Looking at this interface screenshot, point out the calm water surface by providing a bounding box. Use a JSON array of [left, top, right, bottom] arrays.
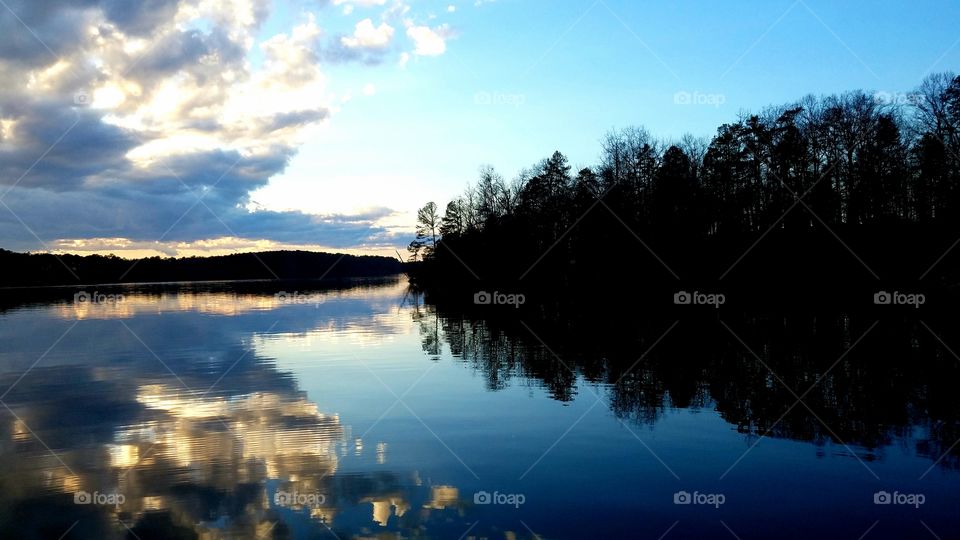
[[0, 277, 958, 539]]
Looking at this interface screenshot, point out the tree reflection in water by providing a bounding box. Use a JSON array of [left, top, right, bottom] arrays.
[[413, 291, 960, 471]]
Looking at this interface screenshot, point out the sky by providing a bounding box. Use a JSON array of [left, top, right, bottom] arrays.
[[0, 0, 958, 258]]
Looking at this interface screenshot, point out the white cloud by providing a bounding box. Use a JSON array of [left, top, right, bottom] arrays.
[[0, 1, 375, 253], [112, 11, 328, 165], [406, 24, 450, 56], [381, 1, 412, 23], [341, 18, 395, 49], [0, 0, 452, 255]]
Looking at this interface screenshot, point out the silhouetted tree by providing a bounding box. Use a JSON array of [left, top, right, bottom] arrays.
[[407, 239, 425, 262], [651, 146, 698, 233], [439, 199, 465, 238], [414, 201, 440, 259], [409, 73, 960, 289]]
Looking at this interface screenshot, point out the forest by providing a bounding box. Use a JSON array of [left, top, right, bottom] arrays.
[[0, 249, 402, 287], [408, 73, 960, 302]]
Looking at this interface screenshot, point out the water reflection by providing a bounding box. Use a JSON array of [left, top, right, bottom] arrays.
[[0, 359, 349, 537], [413, 293, 960, 470], [0, 279, 483, 539], [0, 279, 957, 539]]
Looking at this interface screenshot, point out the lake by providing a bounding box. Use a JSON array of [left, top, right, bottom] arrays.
[[0, 277, 957, 539]]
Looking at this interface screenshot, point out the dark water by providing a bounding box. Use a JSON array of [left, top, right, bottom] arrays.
[[0, 277, 958, 539]]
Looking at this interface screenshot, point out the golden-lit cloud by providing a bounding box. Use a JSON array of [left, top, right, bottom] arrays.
[[0, 0, 448, 256]]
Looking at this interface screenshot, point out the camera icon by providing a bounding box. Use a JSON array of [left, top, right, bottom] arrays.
[[673, 91, 692, 105], [474, 91, 492, 105], [74, 491, 92, 504], [873, 491, 891, 504], [873, 291, 891, 305], [274, 491, 291, 505], [275, 291, 289, 302], [673, 291, 691, 305], [673, 490, 691, 504], [73, 90, 90, 106], [74, 291, 90, 303], [474, 291, 492, 305], [474, 490, 491, 505]]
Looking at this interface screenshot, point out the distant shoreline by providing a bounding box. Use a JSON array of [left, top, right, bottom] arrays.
[[0, 248, 404, 288], [0, 275, 407, 291], [0, 277, 278, 291]]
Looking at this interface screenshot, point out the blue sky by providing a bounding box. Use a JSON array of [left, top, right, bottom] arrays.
[[256, 0, 960, 227], [0, 0, 958, 257]]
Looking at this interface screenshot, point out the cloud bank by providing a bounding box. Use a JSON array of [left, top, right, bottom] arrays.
[[0, 0, 452, 255]]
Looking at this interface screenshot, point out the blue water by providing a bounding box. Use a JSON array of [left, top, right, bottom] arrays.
[[0, 277, 956, 539]]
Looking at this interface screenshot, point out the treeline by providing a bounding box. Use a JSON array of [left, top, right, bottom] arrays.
[[0, 249, 402, 286], [410, 73, 960, 296]]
